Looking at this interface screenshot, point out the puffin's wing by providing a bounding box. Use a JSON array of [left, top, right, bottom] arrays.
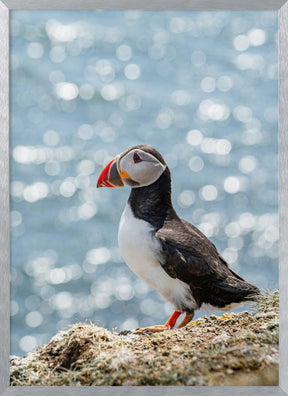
[[155, 217, 230, 285], [179, 218, 246, 281], [155, 217, 260, 307]]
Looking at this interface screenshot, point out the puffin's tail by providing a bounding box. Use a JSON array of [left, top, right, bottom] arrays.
[[214, 256, 261, 305], [210, 274, 261, 309], [218, 278, 260, 300]]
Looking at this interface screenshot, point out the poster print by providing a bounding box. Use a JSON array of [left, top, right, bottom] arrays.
[[9, 10, 278, 386]]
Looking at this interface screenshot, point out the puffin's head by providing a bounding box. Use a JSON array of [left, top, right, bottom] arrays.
[[97, 145, 167, 189]]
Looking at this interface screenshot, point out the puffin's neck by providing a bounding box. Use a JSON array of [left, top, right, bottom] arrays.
[[128, 169, 175, 229]]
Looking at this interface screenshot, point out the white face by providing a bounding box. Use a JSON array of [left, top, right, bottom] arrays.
[[118, 148, 166, 188]]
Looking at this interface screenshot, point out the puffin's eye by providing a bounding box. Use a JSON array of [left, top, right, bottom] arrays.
[[133, 153, 142, 163]]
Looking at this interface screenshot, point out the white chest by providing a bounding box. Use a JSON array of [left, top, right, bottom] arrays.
[[118, 204, 161, 287], [118, 204, 197, 311]]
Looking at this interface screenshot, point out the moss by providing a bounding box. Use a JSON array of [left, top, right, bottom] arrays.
[[10, 291, 279, 386]]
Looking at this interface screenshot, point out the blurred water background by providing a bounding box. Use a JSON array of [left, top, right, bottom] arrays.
[[10, 10, 278, 357]]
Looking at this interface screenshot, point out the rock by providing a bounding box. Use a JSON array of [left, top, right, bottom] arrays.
[[10, 291, 279, 386]]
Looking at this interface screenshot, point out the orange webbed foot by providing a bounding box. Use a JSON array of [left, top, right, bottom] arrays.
[[133, 310, 182, 333], [134, 324, 170, 333]]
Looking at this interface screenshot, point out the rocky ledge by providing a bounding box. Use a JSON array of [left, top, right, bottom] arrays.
[[10, 291, 279, 386]]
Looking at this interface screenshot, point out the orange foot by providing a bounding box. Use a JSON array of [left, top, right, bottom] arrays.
[[134, 310, 182, 333], [134, 324, 170, 333], [134, 311, 195, 333]]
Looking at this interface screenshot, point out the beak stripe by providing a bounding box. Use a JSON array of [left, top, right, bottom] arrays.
[[97, 158, 124, 188]]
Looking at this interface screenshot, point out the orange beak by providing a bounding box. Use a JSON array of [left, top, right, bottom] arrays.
[[97, 158, 124, 188]]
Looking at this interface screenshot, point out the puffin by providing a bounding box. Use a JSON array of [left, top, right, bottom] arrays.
[[97, 145, 260, 332]]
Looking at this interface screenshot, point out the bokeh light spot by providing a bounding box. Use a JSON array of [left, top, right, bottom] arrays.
[[201, 76, 216, 93], [49, 46, 66, 63], [79, 84, 95, 100], [223, 176, 240, 194], [19, 336, 38, 353], [200, 185, 218, 201], [238, 156, 257, 174], [59, 179, 76, 198], [189, 156, 204, 172], [116, 44, 132, 61], [25, 311, 43, 328], [233, 34, 250, 51], [186, 129, 203, 146], [177, 190, 195, 208], [171, 90, 191, 106], [55, 82, 79, 100], [124, 64, 141, 80], [217, 75, 233, 92], [86, 247, 111, 265], [27, 42, 44, 59], [101, 84, 123, 101], [52, 292, 73, 310], [248, 29, 266, 46], [23, 182, 49, 203]]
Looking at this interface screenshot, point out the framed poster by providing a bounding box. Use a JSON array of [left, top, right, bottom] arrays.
[[0, 0, 287, 394]]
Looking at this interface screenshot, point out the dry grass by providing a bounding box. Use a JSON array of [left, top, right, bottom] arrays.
[[10, 291, 279, 386]]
